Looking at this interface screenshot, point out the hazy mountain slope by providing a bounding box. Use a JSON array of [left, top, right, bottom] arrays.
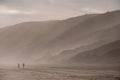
[[39, 10, 120, 63], [47, 24, 120, 63], [69, 40, 120, 65], [0, 10, 120, 66], [0, 14, 97, 65], [46, 10, 120, 50]]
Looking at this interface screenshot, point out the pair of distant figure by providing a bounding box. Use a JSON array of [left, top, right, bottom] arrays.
[[18, 63, 25, 69]]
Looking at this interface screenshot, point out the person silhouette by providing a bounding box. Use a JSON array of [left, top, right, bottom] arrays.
[[18, 63, 20, 69], [23, 63, 25, 69]]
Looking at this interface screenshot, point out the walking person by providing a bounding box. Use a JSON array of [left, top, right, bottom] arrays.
[[22, 63, 25, 69], [18, 63, 20, 69]]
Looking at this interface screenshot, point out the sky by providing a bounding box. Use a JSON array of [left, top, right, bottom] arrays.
[[0, 0, 120, 27]]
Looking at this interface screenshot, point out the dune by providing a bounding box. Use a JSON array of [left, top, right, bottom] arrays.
[[0, 10, 120, 67]]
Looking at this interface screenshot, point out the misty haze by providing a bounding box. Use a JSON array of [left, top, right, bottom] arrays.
[[0, 0, 120, 80]]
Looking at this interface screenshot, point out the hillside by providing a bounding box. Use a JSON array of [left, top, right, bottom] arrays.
[[0, 14, 96, 65], [69, 40, 120, 64], [0, 10, 120, 66]]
